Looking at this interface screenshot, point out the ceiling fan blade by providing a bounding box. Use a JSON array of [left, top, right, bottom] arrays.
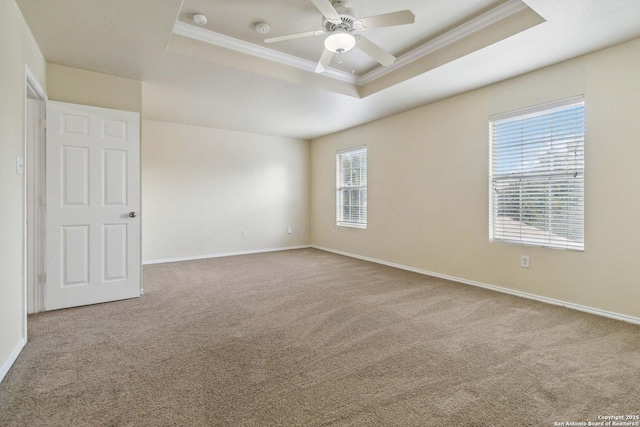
[[264, 29, 326, 44], [355, 36, 396, 66], [315, 49, 334, 73], [310, 0, 341, 23], [359, 10, 415, 30]]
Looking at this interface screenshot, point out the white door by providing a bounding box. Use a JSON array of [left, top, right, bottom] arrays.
[[45, 101, 140, 310]]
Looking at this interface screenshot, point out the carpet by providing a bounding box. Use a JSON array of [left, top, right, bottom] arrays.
[[1, 248, 638, 426]]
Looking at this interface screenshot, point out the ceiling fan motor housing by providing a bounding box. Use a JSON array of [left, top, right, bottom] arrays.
[[323, 2, 363, 32]]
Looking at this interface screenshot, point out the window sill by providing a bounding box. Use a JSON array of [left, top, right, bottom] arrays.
[[489, 238, 584, 252], [337, 222, 367, 229]]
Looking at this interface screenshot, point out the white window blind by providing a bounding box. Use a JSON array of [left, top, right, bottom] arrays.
[[490, 97, 585, 250], [336, 146, 367, 228]]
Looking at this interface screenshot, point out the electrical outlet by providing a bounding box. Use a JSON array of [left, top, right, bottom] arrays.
[[287, 227, 292, 235], [521, 255, 530, 268], [242, 230, 248, 238]]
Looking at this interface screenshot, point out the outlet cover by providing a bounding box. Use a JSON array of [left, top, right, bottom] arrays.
[[520, 255, 530, 268]]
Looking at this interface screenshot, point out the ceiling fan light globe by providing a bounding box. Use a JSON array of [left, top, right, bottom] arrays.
[[324, 32, 356, 53]]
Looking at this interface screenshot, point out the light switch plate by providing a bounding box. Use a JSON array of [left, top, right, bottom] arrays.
[[16, 156, 24, 175]]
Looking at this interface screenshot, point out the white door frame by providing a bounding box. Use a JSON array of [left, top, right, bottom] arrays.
[[24, 65, 47, 324]]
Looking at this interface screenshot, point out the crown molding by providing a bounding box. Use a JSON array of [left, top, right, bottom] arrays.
[[172, 0, 529, 87]]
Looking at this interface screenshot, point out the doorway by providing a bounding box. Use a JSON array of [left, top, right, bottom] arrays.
[[24, 66, 47, 318], [23, 72, 141, 316]]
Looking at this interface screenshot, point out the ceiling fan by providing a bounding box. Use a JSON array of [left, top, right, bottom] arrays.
[[264, 0, 415, 73]]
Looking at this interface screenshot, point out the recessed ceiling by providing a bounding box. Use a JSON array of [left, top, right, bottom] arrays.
[[173, 0, 544, 94], [177, 0, 503, 76], [15, 0, 640, 140]]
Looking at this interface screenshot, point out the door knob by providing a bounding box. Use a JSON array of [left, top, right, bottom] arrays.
[[129, 211, 137, 218]]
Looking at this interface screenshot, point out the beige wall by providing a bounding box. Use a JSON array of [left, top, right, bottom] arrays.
[[0, 0, 46, 377], [141, 119, 310, 263], [47, 63, 142, 112], [311, 37, 640, 319]]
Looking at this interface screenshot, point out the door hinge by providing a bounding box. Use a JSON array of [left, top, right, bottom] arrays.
[[38, 273, 46, 284]]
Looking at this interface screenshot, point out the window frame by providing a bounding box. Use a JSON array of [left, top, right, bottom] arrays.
[[336, 146, 367, 229], [489, 96, 585, 251]]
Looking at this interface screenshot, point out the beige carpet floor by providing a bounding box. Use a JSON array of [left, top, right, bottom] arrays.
[[1, 248, 639, 426]]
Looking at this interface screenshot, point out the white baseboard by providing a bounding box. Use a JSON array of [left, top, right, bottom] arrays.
[[311, 245, 640, 326], [0, 338, 26, 384], [142, 245, 312, 265]]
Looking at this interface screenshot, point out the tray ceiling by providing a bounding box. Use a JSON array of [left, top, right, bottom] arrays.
[[173, 0, 544, 95]]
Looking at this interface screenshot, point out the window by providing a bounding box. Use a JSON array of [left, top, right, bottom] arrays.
[[489, 96, 585, 250], [336, 146, 367, 228]]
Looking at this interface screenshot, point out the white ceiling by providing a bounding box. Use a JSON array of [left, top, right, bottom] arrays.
[[15, 0, 640, 140]]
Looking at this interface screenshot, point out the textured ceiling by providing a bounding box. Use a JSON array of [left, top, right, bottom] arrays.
[[15, 0, 640, 140]]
